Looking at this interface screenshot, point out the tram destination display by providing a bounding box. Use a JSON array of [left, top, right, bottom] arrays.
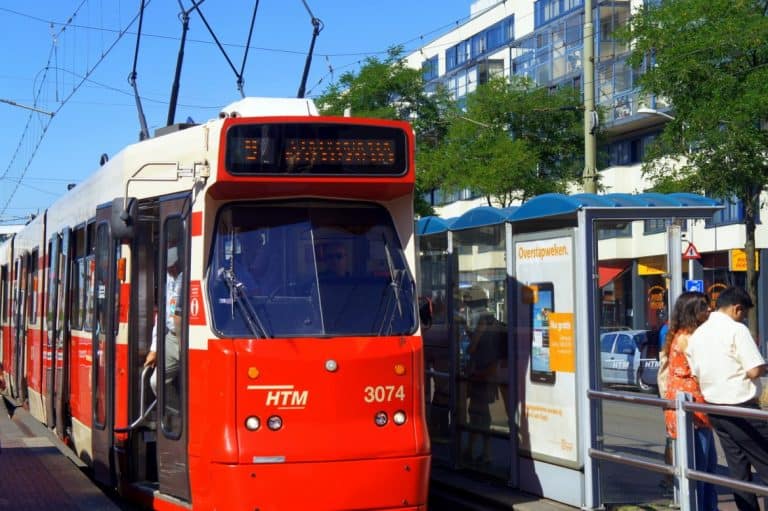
[[225, 122, 408, 175]]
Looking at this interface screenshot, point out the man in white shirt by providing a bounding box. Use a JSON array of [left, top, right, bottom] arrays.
[[686, 287, 768, 511]]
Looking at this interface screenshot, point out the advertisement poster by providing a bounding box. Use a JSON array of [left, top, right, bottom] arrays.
[[515, 233, 578, 465]]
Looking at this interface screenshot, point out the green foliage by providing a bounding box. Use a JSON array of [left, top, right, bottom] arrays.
[[316, 46, 456, 217], [624, 0, 768, 332], [317, 51, 586, 212], [427, 76, 585, 206], [625, 0, 768, 197]]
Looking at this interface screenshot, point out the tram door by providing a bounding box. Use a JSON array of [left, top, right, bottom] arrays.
[[12, 255, 28, 401], [45, 234, 61, 428], [92, 207, 119, 486], [126, 199, 159, 486], [54, 229, 72, 438], [156, 194, 191, 501]]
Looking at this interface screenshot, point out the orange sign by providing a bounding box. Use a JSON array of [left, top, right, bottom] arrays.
[[188, 280, 207, 326], [648, 285, 666, 310], [707, 283, 728, 310], [729, 249, 759, 272], [548, 312, 575, 373]]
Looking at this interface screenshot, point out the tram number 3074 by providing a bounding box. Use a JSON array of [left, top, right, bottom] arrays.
[[364, 385, 406, 403]]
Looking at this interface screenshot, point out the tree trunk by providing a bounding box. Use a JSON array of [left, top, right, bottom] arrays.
[[744, 190, 759, 340]]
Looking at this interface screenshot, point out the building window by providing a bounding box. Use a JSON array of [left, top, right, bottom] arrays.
[[446, 46, 457, 72], [607, 132, 659, 166], [705, 198, 748, 227], [514, 12, 582, 87], [534, 0, 584, 28], [597, 222, 632, 240], [478, 60, 504, 84], [444, 16, 514, 73], [422, 55, 438, 82], [598, 2, 630, 62]]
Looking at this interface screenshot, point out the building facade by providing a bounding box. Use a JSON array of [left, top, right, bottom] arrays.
[[406, 0, 768, 338]]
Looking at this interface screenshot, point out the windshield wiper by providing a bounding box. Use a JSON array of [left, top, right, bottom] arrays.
[[379, 235, 408, 335], [219, 267, 270, 338]]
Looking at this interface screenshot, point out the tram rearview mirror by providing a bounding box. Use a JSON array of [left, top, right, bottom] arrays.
[[111, 197, 137, 240]]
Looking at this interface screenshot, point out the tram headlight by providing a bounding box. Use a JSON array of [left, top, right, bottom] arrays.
[[393, 410, 407, 425], [245, 416, 261, 431], [374, 411, 388, 427], [267, 415, 283, 431]]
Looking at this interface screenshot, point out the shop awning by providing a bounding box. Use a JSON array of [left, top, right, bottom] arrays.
[[599, 261, 631, 288]]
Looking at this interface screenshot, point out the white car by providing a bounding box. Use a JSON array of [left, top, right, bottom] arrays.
[[600, 329, 660, 393]]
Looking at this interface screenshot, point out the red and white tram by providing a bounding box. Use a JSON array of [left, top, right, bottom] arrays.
[[0, 97, 430, 510]]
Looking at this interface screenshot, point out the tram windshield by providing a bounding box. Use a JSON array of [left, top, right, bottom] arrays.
[[208, 201, 417, 338]]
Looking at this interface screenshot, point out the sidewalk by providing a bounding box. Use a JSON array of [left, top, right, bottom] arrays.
[[0, 398, 123, 510], [430, 466, 578, 511]]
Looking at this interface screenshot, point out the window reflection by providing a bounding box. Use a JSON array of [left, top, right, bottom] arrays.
[[208, 201, 417, 338]]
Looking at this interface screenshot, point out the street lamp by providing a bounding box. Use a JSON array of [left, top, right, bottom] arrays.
[[637, 107, 675, 121]]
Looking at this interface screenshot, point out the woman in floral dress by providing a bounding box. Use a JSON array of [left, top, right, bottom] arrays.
[[663, 291, 718, 511]]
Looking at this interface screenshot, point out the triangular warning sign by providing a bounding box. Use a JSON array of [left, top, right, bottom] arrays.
[[682, 242, 701, 260]]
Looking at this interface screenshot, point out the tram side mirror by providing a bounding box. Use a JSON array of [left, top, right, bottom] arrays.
[[111, 197, 137, 240]]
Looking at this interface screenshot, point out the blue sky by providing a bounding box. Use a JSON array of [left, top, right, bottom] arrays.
[[0, 0, 470, 224]]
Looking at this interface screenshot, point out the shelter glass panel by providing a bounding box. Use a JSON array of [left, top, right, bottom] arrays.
[[594, 217, 676, 507], [452, 225, 509, 477], [418, 232, 453, 460]]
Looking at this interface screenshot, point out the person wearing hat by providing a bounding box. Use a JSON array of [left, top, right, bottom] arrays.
[[144, 245, 183, 395]]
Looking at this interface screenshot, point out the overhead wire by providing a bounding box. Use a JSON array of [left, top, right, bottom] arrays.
[[0, 0, 151, 219], [2, 0, 659, 220]]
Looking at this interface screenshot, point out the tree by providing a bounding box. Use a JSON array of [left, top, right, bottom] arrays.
[[420, 76, 585, 206], [316, 46, 456, 216], [624, 0, 768, 336]]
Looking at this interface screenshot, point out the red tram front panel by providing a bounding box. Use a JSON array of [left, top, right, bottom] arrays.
[[187, 335, 428, 510]]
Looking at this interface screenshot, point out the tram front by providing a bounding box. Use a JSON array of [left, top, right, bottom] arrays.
[[194, 113, 429, 510]]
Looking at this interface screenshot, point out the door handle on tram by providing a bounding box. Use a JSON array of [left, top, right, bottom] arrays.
[[115, 365, 157, 433]]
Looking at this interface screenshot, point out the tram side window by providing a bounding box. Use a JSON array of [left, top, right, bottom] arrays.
[[28, 249, 39, 325], [1, 265, 7, 322], [161, 216, 185, 437], [12, 261, 21, 328], [93, 223, 111, 428], [84, 224, 96, 332], [46, 237, 60, 339], [56, 241, 68, 343], [70, 227, 87, 330]]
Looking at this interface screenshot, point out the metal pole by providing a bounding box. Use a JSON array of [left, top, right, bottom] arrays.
[[668, 223, 682, 313], [0, 98, 55, 117], [675, 392, 695, 511], [582, 0, 597, 193]]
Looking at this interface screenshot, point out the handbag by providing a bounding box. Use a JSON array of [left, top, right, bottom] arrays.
[[657, 348, 670, 398]]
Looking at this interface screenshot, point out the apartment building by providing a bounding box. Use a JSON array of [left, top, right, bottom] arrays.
[[406, 0, 768, 336]]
